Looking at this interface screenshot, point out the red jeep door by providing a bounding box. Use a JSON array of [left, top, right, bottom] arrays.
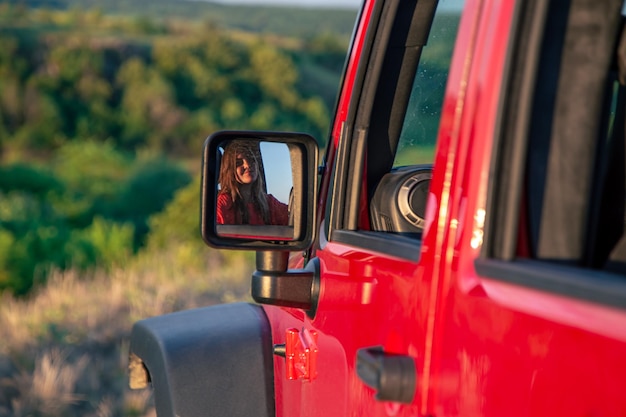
[[429, 1, 626, 416], [263, 0, 472, 415]]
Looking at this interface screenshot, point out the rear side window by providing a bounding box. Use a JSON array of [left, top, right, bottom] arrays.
[[478, 1, 626, 308]]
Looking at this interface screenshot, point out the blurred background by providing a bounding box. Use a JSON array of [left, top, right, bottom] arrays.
[[0, 1, 357, 415]]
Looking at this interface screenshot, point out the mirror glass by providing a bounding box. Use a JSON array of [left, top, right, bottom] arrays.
[[215, 139, 295, 240]]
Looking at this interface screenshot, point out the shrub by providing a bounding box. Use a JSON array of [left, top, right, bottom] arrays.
[[0, 163, 63, 197], [114, 157, 192, 248], [66, 217, 134, 271], [0, 149, 191, 296]]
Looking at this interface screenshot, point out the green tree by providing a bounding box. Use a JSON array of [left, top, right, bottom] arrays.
[[50, 141, 131, 227], [113, 157, 192, 247], [247, 42, 298, 108], [67, 217, 134, 270], [117, 57, 187, 151], [12, 84, 65, 152], [146, 175, 201, 251]]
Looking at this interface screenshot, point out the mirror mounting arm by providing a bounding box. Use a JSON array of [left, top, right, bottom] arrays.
[[251, 251, 320, 316]]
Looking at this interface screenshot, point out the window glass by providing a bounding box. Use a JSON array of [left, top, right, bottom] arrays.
[[365, 1, 466, 242], [394, 1, 464, 167]]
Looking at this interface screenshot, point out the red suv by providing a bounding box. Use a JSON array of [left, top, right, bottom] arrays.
[[129, 0, 626, 416]]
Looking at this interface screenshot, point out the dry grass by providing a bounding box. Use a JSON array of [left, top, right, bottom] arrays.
[[3, 349, 87, 417], [0, 246, 254, 417]]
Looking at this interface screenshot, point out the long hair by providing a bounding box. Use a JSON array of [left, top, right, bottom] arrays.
[[218, 141, 270, 224]]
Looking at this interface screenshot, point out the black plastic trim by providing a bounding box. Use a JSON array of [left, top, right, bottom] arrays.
[[370, 165, 433, 234], [333, 230, 422, 262], [356, 346, 417, 404], [129, 303, 275, 417], [483, 0, 549, 260], [475, 258, 626, 311], [251, 258, 320, 314]]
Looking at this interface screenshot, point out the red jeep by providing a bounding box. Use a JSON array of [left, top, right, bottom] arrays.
[[128, 0, 626, 415]]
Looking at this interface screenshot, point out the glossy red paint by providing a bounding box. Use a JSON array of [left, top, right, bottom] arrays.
[[310, 0, 376, 245], [270, 0, 485, 415], [431, 1, 626, 415], [284, 327, 319, 381], [269, 0, 626, 416], [330, 0, 374, 145], [266, 244, 427, 417]]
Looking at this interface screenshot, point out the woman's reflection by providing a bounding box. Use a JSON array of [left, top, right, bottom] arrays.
[[217, 141, 289, 225]]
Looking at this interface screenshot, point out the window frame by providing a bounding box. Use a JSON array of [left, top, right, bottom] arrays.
[[323, 0, 455, 261]]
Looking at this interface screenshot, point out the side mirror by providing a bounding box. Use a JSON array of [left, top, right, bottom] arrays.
[[201, 131, 318, 251]]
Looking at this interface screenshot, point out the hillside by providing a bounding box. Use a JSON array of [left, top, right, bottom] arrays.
[[0, 2, 354, 414], [0, 2, 352, 296]]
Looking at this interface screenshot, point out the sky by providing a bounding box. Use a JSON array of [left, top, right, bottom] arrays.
[[260, 142, 293, 204], [211, 0, 464, 10], [212, 0, 361, 8]]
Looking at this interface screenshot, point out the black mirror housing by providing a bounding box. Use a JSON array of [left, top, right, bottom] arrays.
[[201, 130, 318, 251]]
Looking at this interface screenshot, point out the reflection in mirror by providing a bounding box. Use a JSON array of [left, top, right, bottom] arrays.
[[215, 139, 294, 240]]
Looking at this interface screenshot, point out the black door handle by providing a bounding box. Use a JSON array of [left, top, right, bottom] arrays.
[[356, 346, 417, 404]]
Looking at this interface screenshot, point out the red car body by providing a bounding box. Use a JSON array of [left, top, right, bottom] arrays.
[[130, 1, 626, 416]]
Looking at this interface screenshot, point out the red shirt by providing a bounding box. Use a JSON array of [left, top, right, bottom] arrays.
[[217, 193, 289, 225]]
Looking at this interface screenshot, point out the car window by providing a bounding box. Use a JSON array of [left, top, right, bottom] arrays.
[[394, 4, 463, 167], [325, 0, 467, 259], [477, 1, 626, 309], [365, 1, 465, 243]]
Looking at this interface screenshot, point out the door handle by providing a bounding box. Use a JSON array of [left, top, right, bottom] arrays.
[[356, 346, 416, 404]]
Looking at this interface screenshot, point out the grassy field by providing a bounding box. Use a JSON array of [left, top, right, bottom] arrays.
[[0, 247, 254, 416]]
